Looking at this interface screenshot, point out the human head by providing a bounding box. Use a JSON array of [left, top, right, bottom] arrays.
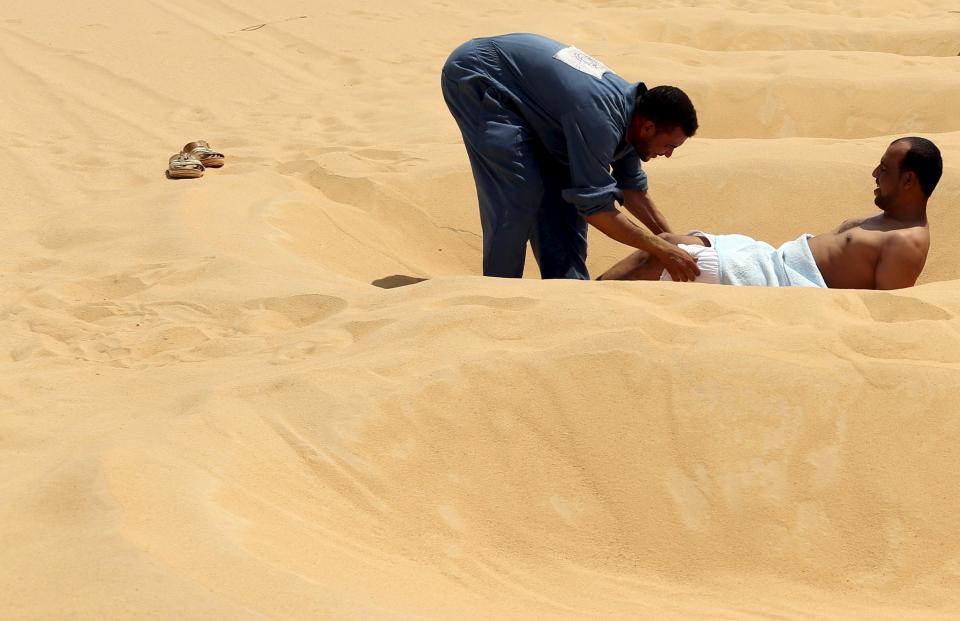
[[629, 85, 699, 161], [872, 136, 942, 210]]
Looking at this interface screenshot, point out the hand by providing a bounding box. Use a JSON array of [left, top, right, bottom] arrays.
[[652, 241, 700, 282]]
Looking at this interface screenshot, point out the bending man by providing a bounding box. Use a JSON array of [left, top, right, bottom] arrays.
[[442, 33, 700, 281], [599, 137, 942, 290]]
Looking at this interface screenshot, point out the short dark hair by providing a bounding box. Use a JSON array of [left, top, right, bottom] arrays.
[[894, 136, 942, 197], [635, 85, 698, 137]]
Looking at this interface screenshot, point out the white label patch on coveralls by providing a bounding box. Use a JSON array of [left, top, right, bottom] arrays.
[[553, 46, 612, 80]]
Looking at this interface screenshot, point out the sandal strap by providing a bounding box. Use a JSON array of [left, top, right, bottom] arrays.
[[183, 140, 212, 153], [169, 153, 204, 170], [189, 146, 224, 158]]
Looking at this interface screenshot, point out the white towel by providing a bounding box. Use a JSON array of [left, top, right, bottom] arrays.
[[659, 243, 721, 284], [695, 233, 827, 288]]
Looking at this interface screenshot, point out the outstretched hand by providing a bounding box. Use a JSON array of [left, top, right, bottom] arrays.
[[652, 241, 700, 282]]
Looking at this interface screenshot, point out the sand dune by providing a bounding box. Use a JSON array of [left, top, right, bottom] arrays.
[[2, 1, 959, 619]]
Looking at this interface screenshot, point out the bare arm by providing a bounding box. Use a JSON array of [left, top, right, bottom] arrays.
[[622, 189, 674, 235], [586, 209, 699, 281], [875, 235, 926, 290]]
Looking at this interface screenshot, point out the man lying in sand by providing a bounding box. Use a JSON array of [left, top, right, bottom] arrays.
[[598, 137, 942, 290]]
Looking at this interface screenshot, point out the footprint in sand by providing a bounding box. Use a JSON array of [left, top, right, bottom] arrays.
[[240, 294, 348, 330], [342, 318, 394, 342], [67, 259, 219, 302], [132, 326, 210, 360], [306, 167, 383, 208], [275, 158, 378, 207], [276, 159, 320, 176]]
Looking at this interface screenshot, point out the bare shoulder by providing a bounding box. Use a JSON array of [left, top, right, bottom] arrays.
[[875, 228, 929, 289], [883, 227, 929, 258]]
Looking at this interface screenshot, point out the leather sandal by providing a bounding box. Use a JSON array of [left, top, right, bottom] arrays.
[[167, 152, 204, 179], [182, 140, 224, 168]]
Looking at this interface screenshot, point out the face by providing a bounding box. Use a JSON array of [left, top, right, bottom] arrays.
[[872, 142, 909, 209], [630, 120, 688, 162]]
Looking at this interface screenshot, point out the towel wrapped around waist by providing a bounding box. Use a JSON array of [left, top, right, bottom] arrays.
[[694, 232, 827, 288]]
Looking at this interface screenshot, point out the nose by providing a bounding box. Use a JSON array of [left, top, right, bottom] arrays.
[[663, 147, 674, 158]]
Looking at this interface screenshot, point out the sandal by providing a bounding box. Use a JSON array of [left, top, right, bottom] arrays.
[[182, 140, 225, 168], [167, 153, 205, 179]]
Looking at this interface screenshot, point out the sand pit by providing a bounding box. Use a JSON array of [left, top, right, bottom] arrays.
[[1, 1, 959, 619]]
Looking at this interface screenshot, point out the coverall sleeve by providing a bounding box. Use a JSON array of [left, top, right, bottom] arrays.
[[558, 106, 625, 217], [611, 150, 649, 193]]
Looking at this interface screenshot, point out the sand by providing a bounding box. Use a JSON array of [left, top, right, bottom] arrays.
[[2, 1, 960, 619]]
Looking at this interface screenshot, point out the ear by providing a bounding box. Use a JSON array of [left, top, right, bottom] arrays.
[[901, 170, 916, 189], [639, 119, 657, 138]]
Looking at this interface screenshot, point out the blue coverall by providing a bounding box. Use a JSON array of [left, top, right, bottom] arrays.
[[441, 33, 649, 279]]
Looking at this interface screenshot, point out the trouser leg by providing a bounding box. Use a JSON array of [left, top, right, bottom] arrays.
[[529, 164, 590, 280], [442, 65, 544, 278], [462, 141, 542, 277]]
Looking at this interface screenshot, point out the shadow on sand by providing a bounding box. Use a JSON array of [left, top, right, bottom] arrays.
[[371, 275, 429, 289]]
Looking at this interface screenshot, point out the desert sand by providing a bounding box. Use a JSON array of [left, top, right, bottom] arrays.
[[2, 1, 960, 619]]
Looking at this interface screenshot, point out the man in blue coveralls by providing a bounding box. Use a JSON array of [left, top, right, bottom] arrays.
[[441, 33, 701, 281]]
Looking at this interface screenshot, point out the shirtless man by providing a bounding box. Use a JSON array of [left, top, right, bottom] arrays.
[[598, 137, 942, 290]]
